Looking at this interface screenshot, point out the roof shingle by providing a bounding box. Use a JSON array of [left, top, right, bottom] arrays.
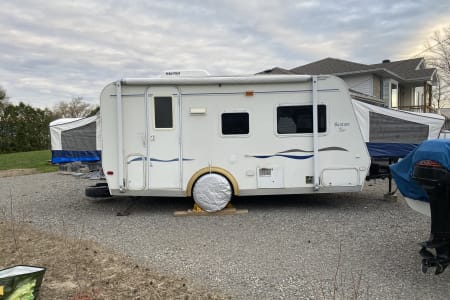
[[262, 57, 437, 82], [290, 57, 370, 75], [257, 67, 295, 75], [370, 58, 426, 79]]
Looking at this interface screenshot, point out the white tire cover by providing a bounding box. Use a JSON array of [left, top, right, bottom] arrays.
[[193, 173, 232, 212]]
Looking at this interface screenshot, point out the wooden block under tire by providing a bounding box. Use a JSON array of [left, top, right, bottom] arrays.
[[173, 207, 248, 217]]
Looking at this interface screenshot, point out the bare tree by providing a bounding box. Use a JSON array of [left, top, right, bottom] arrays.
[[53, 96, 96, 118], [0, 86, 5, 101], [0, 86, 10, 104], [425, 25, 450, 108], [0, 86, 10, 111]]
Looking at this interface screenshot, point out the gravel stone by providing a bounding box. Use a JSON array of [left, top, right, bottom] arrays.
[[1, 173, 449, 299]]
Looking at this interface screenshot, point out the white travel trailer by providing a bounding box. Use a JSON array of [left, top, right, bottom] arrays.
[[99, 72, 371, 211]]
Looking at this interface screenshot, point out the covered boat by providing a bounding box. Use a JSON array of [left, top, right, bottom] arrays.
[[390, 139, 450, 274]]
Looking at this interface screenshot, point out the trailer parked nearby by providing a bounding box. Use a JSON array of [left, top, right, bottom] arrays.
[[50, 116, 102, 164], [352, 100, 445, 181]]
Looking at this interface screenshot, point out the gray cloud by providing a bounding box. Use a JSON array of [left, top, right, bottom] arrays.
[[0, 0, 449, 108]]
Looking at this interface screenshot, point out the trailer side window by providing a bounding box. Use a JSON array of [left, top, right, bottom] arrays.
[[221, 112, 249, 135], [277, 105, 326, 134], [154, 96, 173, 129]]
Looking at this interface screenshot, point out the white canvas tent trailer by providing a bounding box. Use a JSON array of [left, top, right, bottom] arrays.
[[351, 100, 445, 180], [49, 115, 102, 164], [352, 100, 444, 159], [88, 73, 372, 211]]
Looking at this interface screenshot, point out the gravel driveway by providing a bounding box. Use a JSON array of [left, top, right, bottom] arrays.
[[1, 172, 449, 299]]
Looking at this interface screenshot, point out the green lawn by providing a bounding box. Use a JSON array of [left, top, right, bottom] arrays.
[[0, 150, 58, 173]]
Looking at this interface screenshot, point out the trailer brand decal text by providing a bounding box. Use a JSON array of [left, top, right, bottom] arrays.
[[334, 122, 350, 132]]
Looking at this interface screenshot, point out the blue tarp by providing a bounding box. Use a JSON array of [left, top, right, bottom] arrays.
[[389, 139, 450, 202], [51, 150, 101, 164]]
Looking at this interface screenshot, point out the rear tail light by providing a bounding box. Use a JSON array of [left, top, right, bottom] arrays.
[[416, 160, 443, 168]]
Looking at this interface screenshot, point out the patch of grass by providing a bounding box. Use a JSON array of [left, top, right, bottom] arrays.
[[0, 150, 57, 173]]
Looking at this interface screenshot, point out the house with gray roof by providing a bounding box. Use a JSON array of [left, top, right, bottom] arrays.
[[260, 57, 437, 112]]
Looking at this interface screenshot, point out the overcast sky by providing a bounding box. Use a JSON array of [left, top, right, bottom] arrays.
[[1, 0, 449, 108]]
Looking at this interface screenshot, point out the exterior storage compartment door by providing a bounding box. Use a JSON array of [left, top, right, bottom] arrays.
[[321, 168, 359, 187]]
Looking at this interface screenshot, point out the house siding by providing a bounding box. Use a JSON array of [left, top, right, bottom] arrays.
[[342, 75, 373, 96], [373, 75, 382, 98], [284, 57, 435, 113], [403, 85, 413, 107]]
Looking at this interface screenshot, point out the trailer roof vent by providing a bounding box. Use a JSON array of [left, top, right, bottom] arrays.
[[161, 70, 210, 77]]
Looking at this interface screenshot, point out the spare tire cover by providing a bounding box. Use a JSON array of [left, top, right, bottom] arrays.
[[193, 173, 232, 212]]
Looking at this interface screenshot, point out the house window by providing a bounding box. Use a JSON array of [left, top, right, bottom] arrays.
[[221, 112, 249, 135], [391, 83, 398, 109], [154, 96, 173, 129], [277, 105, 326, 134], [414, 87, 424, 106]]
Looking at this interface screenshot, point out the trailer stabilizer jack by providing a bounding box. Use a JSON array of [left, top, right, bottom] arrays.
[[419, 242, 450, 275]]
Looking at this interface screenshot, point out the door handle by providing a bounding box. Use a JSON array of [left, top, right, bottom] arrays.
[[150, 135, 155, 141]]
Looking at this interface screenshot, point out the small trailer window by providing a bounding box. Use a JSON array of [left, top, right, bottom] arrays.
[[221, 112, 249, 135], [277, 105, 326, 134], [154, 96, 173, 129]]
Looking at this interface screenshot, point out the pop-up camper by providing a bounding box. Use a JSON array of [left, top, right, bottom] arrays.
[[98, 73, 371, 211], [352, 100, 444, 159], [50, 116, 102, 164], [351, 100, 445, 180]]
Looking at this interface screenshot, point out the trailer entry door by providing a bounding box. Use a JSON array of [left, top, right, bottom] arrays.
[[147, 87, 181, 189]]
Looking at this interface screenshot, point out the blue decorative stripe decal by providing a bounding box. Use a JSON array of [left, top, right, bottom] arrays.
[[249, 154, 314, 160], [277, 147, 349, 154], [249, 153, 306, 160], [277, 149, 311, 154], [247, 147, 348, 160], [150, 158, 180, 162], [127, 157, 194, 164], [278, 154, 314, 159], [318, 147, 349, 152], [151, 158, 194, 162]]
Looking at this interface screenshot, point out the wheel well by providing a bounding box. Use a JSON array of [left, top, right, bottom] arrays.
[[186, 167, 239, 197]]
